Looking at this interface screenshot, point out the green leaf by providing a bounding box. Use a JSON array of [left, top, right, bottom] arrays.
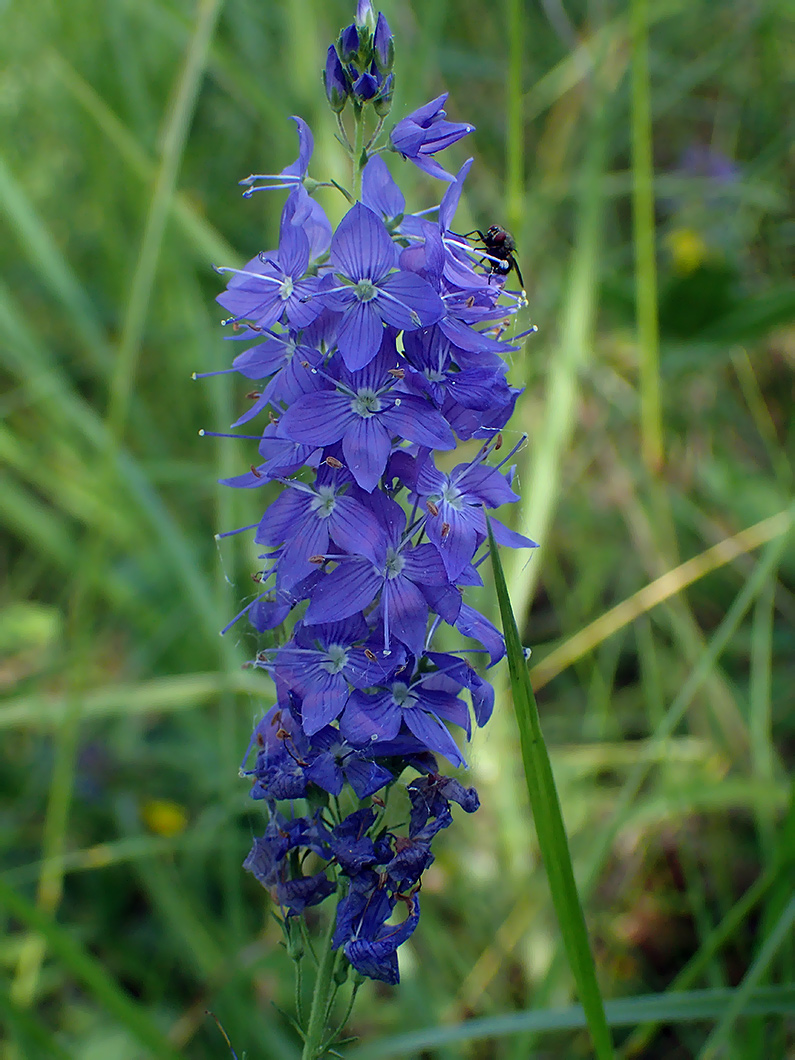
[[485, 513, 615, 1060]]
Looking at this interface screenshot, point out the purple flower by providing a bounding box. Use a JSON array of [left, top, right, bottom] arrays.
[[216, 212, 322, 332], [254, 466, 385, 591], [278, 340, 455, 492], [411, 452, 537, 580], [274, 614, 397, 733], [344, 889, 421, 985], [238, 116, 315, 197], [317, 202, 444, 370], [340, 652, 470, 766], [390, 94, 475, 182], [305, 726, 394, 798]]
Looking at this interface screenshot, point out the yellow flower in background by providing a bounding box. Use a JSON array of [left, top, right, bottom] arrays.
[[142, 799, 189, 837], [667, 227, 708, 275]]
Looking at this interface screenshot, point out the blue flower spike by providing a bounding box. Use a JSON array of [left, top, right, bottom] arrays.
[[204, 0, 535, 1036]]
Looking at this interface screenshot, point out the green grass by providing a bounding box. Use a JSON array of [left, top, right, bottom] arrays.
[[1, 0, 794, 1057]]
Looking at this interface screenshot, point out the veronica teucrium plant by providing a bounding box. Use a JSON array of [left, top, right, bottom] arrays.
[[204, 2, 535, 1054]]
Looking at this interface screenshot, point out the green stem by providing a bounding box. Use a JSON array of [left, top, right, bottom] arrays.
[[301, 911, 338, 1060], [353, 106, 365, 201]]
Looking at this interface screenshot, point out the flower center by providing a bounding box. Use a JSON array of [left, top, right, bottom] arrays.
[[279, 276, 294, 301], [354, 279, 378, 303], [391, 682, 416, 709], [384, 546, 405, 579], [352, 389, 381, 417], [310, 485, 337, 518], [323, 643, 349, 674], [441, 480, 462, 510]]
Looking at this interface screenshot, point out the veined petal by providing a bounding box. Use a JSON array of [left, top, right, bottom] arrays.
[[301, 676, 351, 735], [331, 202, 397, 281], [337, 299, 385, 370], [279, 391, 354, 445], [403, 709, 465, 767], [381, 395, 455, 451], [277, 216, 310, 278], [401, 542, 449, 586], [341, 690, 402, 746], [378, 271, 444, 328], [329, 494, 386, 563], [383, 576, 428, 655], [304, 560, 382, 624], [361, 155, 405, 223], [342, 415, 392, 492]]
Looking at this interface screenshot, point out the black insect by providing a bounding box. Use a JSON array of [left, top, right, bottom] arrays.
[[465, 225, 525, 290]]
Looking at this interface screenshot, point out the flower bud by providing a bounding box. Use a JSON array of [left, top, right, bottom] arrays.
[[338, 23, 360, 63], [373, 72, 394, 118], [324, 45, 349, 113], [355, 0, 375, 32], [351, 65, 379, 102], [373, 12, 394, 75]]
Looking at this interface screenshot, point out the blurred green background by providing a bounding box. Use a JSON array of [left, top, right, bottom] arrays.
[[1, 0, 794, 1057]]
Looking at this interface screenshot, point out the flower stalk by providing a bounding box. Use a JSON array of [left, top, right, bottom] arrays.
[[203, 0, 535, 1048]]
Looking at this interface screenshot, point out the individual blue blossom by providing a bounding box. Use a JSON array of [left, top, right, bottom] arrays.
[[408, 450, 537, 580], [316, 202, 444, 369], [301, 492, 455, 654], [238, 116, 315, 197], [390, 93, 475, 182], [304, 726, 394, 797], [333, 870, 422, 985], [340, 652, 471, 767], [216, 211, 322, 332], [254, 465, 384, 591], [244, 811, 334, 916], [273, 614, 398, 733], [278, 338, 455, 491]]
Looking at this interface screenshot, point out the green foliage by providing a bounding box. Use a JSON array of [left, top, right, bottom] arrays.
[[1, 0, 793, 1057]]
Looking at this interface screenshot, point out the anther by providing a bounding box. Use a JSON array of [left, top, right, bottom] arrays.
[[325, 456, 343, 469], [441, 522, 451, 539], [246, 390, 262, 400], [250, 465, 262, 477], [495, 432, 503, 450], [426, 500, 439, 517]]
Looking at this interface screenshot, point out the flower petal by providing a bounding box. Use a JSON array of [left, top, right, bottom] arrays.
[[331, 201, 397, 282]]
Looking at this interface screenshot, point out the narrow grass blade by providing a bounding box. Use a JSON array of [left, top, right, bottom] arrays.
[[486, 516, 615, 1060], [346, 986, 795, 1059]]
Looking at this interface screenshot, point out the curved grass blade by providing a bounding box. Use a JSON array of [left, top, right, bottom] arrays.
[[485, 514, 615, 1060], [346, 985, 795, 1059]]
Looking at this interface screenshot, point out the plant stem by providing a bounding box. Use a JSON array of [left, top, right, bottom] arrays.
[[300, 911, 338, 1060], [353, 106, 365, 201]]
